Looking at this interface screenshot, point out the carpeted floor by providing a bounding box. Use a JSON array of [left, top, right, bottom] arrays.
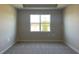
[[4, 42, 77, 54]]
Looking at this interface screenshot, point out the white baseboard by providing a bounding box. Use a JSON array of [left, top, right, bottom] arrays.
[[65, 42, 79, 54], [0, 42, 15, 54], [17, 40, 63, 43]]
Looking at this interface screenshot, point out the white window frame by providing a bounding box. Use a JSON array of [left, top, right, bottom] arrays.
[[30, 14, 51, 32]]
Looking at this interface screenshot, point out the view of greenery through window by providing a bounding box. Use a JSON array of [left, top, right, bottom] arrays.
[[30, 14, 50, 32]]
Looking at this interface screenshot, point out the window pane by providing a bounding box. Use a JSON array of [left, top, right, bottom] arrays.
[[41, 24, 50, 32], [41, 15, 50, 23], [30, 15, 40, 23], [31, 24, 40, 32]]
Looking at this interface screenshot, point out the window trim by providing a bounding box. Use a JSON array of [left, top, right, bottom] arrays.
[[30, 14, 51, 32]]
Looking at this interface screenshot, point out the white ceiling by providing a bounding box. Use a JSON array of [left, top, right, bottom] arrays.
[[11, 4, 69, 9]]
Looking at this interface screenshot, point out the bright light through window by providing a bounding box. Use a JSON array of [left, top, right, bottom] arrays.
[[30, 15, 40, 23], [41, 15, 50, 23], [31, 24, 40, 32], [30, 14, 50, 32]]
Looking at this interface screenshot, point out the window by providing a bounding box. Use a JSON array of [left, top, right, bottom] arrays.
[[30, 14, 50, 32]]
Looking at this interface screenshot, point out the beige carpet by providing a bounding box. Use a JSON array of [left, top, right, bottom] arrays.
[[4, 42, 77, 54]]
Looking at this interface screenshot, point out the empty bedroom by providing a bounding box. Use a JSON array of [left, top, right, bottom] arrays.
[[0, 4, 79, 54]]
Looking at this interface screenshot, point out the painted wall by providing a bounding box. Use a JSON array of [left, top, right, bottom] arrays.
[[17, 9, 63, 42], [63, 5, 79, 52], [0, 5, 17, 53]]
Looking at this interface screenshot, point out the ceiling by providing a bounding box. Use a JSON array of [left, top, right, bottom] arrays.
[[11, 4, 69, 9]]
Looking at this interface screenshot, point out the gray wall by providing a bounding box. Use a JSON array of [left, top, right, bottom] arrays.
[[63, 5, 79, 53], [17, 9, 63, 42], [0, 5, 17, 53]]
